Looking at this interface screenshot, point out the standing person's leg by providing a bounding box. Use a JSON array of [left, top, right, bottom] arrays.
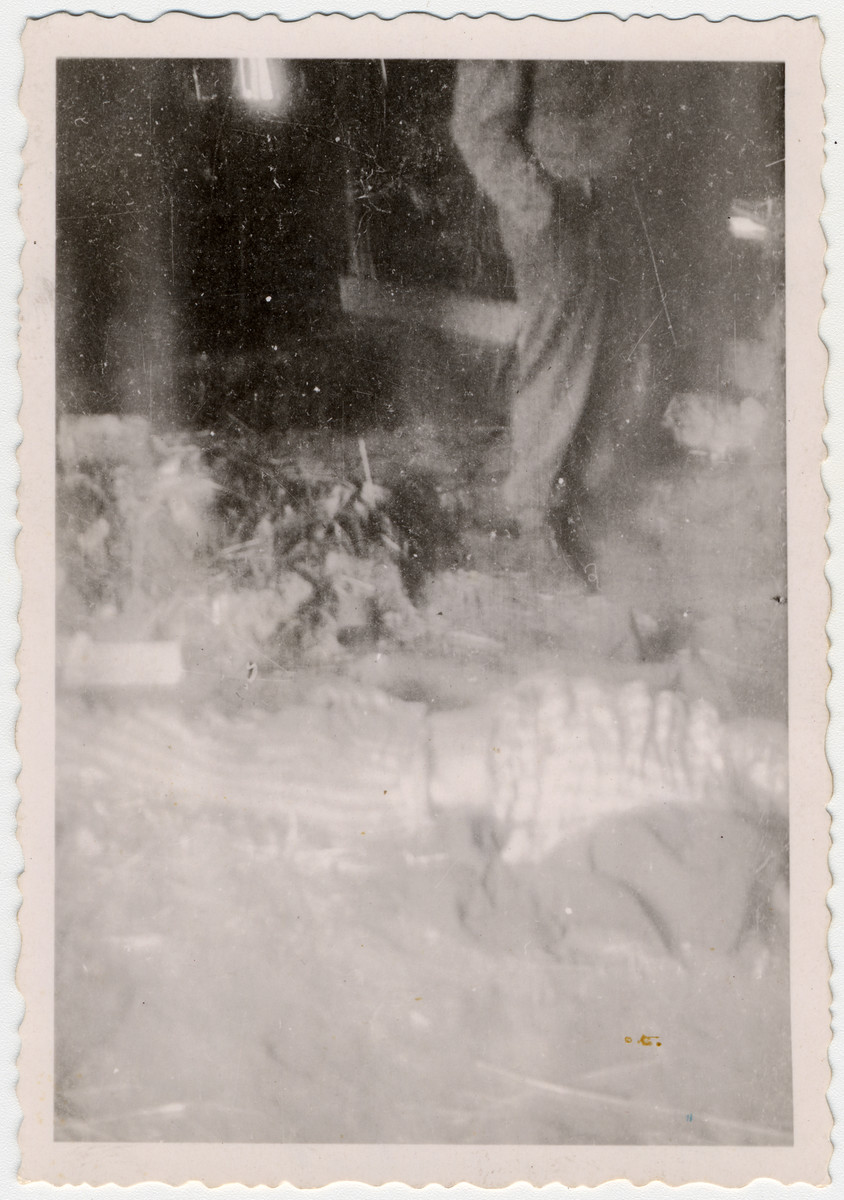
[[546, 183, 670, 585], [498, 198, 607, 532]]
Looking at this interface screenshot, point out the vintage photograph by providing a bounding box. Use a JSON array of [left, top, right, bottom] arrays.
[[15, 11, 830, 1189]]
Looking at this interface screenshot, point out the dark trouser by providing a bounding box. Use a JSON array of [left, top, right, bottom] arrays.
[[497, 182, 657, 529]]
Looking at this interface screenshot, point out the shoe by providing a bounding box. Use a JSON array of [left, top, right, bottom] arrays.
[[489, 523, 586, 590]]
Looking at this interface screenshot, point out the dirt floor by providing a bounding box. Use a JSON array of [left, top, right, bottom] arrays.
[[53, 324, 791, 1147]]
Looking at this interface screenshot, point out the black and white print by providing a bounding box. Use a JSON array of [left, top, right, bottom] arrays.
[[52, 51, 792, 1146]]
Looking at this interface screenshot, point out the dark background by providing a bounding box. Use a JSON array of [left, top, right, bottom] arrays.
[[56, 58, 785, 423]]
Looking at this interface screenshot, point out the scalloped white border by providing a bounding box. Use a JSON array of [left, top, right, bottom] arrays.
[[4, 1, 839, 1196]]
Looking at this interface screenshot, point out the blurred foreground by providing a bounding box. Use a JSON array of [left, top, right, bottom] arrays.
[[55, 329, 790, 1144]]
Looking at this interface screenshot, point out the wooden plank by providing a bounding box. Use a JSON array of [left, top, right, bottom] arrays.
[[339, 275, 519, 346]]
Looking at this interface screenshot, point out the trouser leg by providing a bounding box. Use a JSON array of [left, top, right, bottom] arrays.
[[498, 203, 607, 527], [562, 185, 671, 497]]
